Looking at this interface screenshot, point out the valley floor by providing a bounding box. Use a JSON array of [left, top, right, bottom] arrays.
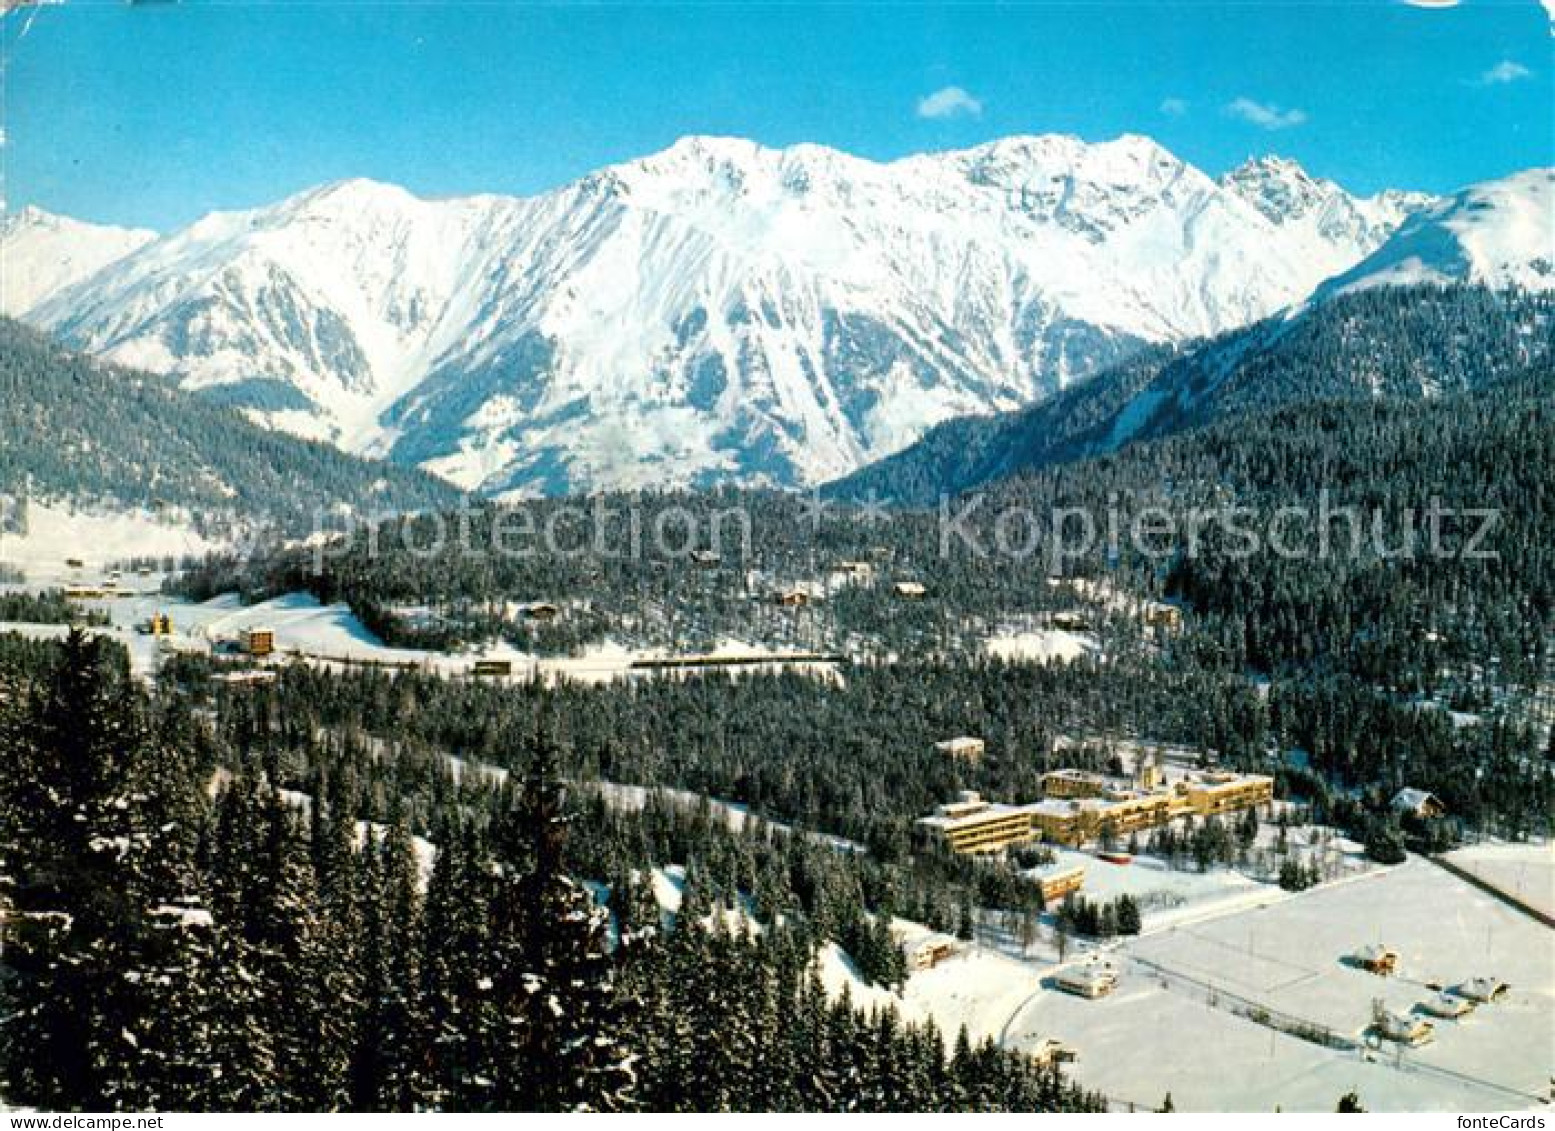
[[1, 586, 843, 685], [827, 854, 1553, 1113]]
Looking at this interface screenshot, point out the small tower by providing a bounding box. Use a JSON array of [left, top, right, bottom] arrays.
[[1137, 752, 1164, 792]]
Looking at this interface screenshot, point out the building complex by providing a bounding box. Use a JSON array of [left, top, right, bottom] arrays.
[[918, 757, 1274, 855]]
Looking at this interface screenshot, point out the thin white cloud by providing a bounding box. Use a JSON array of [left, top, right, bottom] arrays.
[[1478, 59, 1532, 84], [1225, 97, 1308, 130], [916, 85, 983, 121], [1401, 0, 1460, 8], [1159, 97, 1189, 117]]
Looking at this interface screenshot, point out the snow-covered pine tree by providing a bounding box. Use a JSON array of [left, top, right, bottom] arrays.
[[490, 728, 635, 1111], [0, 631, 216, 1110]]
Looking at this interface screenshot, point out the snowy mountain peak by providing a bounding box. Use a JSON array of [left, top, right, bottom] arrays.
[[942, 131, 1188, 188], [2, 202, 153, 242], [1316, 168, 1555, 297], [0, 206, 156, 317], [283, 177, 427, 215], [1221, 155, 1329, 221], [1221, 154, 1435, 254], [4, 203, 64, 232]]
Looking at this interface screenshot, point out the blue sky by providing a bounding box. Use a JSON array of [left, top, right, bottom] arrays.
[[2, 1, 1550, 230]]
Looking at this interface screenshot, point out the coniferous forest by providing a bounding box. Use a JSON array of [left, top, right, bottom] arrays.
[[0, 631, 1103, 1112]]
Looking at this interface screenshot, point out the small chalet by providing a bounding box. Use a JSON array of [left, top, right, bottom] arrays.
[[240, 627, 276, 658], [1028, 1039, 1077, 1067], [772, 582, 823, 608], [1355, 944, 1399, 976], [1053, 962, 1117, 999], [1142, 602, 1183, 631], [1390, 788, 1446, 819], [934, 736, 986, 763], [1376, 1010, 1434, 1047], [1419, 993, 1475, 1019], [903, 934, 958, 972], [1456, 976, 1509, 1004]]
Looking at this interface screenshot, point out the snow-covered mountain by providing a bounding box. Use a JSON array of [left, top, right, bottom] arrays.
[[1314, 168, 1554, 298], [7, 135, 1434, 495], [0, 206, 155, 317], [832, 168, 1554, 505]]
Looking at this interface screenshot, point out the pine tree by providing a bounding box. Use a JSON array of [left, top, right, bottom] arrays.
[[1114, 894, 1142, 936], [489, 725, 636, 1111], [0, 632, 216, 1110]]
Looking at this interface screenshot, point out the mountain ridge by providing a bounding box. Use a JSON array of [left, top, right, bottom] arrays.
[[4, 134, 1441, 495]]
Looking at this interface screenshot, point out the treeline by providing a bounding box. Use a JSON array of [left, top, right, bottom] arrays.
[[0, 588, 108, 626]]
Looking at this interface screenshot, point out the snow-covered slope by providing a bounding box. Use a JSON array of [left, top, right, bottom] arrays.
[[1315, 168, 1554, 297], [12, 135, 1433, 495], [0, 206, 155, 317]]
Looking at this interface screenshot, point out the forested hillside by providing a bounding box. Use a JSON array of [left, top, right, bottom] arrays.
[[0, 630, 1105, 1112], [0, 319, 461, 538], [834, 285, 1554, 505], [171, 365, 1554, 842]]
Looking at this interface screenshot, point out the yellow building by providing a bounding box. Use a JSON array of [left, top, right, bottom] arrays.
[[925, 767, 1273, 854], [1030, 768, 1272, 846], [1095, 790, 1181, 836], [1027, 800, 1095, 846], [1033, 864, 1086, 904], [1041, 769, 1110, 800], [918, 792, 1037, 855], [1183, 772, 1274, 816]]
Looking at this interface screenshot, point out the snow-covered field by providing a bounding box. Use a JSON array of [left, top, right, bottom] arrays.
[[1041, 849, 1284, 932], [1032, 859, 1552, 1111], [827, 857, 1552, 1112], [819, 923, 1049, 1047], [1444, 841, 1554, 920], [983, 628, 1099, 665], [0, 502, 223, 582]]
